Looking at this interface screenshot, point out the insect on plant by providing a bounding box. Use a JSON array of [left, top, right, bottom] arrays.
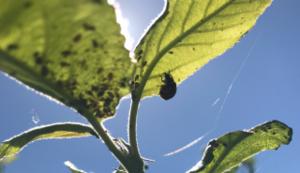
[[159, 72, 177, 100], [0, 0, 294, 173]]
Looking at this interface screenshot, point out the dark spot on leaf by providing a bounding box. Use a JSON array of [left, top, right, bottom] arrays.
[[82, 23, 96, 31], [87, 90, 94, 96], [141, 61, 147, 67], [266, 124, 272, 130], [33, 52, 43, 64], [209, 140, 219, 148], [169, 51, 174, 54], [60, 61, 70, 67], [119, 77, 128, 88], [107, 73, 114, 80], [61, 50, 72, 57], [92, 39, 99, 48], [97, 68, 103, 74], [192, 47, 196, 51], [137, 49, 143, 55], [134, 75, 139, 81], [97, 84, 109, 97], [108, 91, 114, 97], [136, 55, 142, 62], [103, 107, 112, 116], [6, 44, 19, 51], [220, 142, 228, 147], [73, 34, 82, 43], [91, 85, 99, 92], [23, 1, 32, 8], [41, 66, 48, 76], [114, 91, 120, 99]]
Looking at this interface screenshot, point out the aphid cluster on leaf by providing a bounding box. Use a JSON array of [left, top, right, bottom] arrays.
[[159, 72, 177, 100]]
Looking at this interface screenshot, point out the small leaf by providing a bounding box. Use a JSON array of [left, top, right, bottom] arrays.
[[134, 0, 272, 97], [0, 0, 132, 120], [0, 123, 97, 162], [64, 161, 87, 173], [188, 120, 293, 173]]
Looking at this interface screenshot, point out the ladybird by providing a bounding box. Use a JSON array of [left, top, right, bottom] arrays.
[[159, 72, 177, 100]]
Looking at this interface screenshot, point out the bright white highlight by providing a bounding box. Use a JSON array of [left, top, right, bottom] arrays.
[[31, 109, 40, 124], [108, 0, 135, 52], [211, 97, 221, 107], [164, 134, 206, 157], [64, 161, 87, 173]]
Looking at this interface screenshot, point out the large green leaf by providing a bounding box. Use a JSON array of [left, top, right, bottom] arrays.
[[134, 0, 272, 97], [188, 120, 293, 173], [65, 161, 87, 173], [0, 123, 97, 162], [0, 0, 132, 119]]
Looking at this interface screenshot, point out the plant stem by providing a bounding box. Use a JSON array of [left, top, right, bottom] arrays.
[[86, 116, 128, 169], [128, 97, 141, 157]]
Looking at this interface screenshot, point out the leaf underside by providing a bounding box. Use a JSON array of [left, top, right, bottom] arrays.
[[0, 123, 97, 162], [0, 0, 132, 120], [188, 120, 293, 173], [134, 0, 272, 97]]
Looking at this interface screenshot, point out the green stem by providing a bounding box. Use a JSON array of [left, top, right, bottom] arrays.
[[128, 97, 141, 157], [86, 116, 128, 170]]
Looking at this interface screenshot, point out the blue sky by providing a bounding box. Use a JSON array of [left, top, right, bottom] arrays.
[[0, 0, 299, 172]]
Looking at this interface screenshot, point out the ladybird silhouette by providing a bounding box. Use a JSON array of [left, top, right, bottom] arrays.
[[159, 72, 177, 100]]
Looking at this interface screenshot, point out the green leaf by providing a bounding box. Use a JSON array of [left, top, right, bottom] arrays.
[[64, 161, 87, 173], [188, 120, 293, 173], [0, 0, 132, 119], [134, 0, 272, 97], [0, 123, 97, 162]]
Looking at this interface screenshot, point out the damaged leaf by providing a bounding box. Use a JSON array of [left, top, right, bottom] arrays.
[[188, 120, 292, 173], [0, 0, 132, 120]]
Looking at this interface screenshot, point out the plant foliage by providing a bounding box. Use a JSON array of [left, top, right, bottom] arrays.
[[188, 120, 292, 173]]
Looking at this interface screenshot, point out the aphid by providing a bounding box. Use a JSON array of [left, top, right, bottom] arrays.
[[61, 50, 72, 57], [73, 34, 82, 43], [6, 43, 19, 51], [107, 72, 114, 80], [82, 23, 96, 31], [92, 39, 99, 48], [159, 72, 177, 100], [33, 52, 43, 64]]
